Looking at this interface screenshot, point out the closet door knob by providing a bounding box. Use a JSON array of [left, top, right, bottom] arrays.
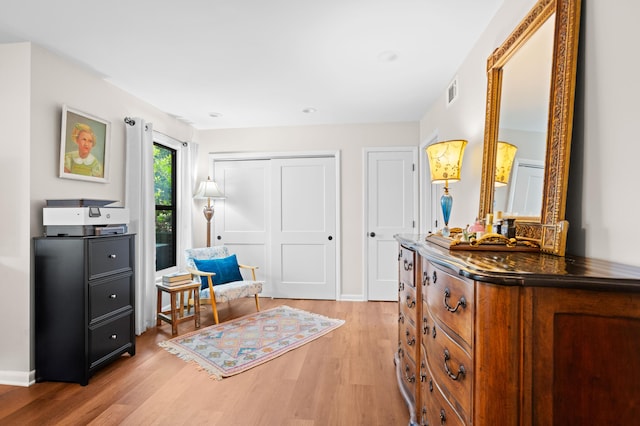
[[369, 232, 376, 237]]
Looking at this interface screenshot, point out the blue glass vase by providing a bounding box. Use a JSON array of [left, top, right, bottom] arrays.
[[441, 189, 452, 237]]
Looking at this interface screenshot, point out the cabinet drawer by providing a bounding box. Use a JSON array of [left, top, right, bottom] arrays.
[[398, 345, 418, 396], [423, 364, 466, 426], [399, 246, 416, 289], [400, 285, 418, 328], [424, 261, 473, 346], [424, 307, 472, 422], [89, 311, 133, 367], [88, 237, 132, 279], [401, 322, 419, 365], [89, 275, 133, 322]]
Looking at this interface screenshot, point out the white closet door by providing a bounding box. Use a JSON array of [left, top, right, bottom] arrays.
[[214, 160, 271, 292], [271, 157, 337, 299], [366, 149, 416, 301]]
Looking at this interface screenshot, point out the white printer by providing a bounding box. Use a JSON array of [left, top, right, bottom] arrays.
[[43, 199, 130, 236]]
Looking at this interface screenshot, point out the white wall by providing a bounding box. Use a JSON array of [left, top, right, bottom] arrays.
[[0, 42, 194, 385], [420, 0, 539, 228], [566, 0, 640, 265], [195, 123, 419, 297], [0, 43, 31, 385], [420, 0, 640, 266]]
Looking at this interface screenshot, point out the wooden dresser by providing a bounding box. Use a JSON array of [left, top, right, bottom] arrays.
[[34, 234, 136, 385], [395, 234, 640, 425]]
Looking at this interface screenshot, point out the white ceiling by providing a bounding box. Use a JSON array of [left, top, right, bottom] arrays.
[[0, 0, 503, 130]]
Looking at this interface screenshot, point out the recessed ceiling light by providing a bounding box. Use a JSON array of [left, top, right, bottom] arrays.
[[302, 107, 317, 114], [209, 112, 222, 118], [378, 50, 399, 63]]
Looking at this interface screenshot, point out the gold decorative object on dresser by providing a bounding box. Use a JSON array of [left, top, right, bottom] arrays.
[[395, 234, 640, 425]]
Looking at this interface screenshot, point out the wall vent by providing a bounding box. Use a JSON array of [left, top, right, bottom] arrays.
[[446, 76, 459, 107]]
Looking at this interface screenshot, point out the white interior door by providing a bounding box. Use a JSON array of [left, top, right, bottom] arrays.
[[507, 159, 544, 216], [271, 157, 337, 299], [366, 149, 417, 301], [214, 160, 271, 292]]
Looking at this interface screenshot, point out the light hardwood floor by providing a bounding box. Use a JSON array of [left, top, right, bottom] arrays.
[[0, 299, 409, 425]]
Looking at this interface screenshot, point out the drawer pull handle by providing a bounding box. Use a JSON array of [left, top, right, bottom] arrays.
[[440, 409, 447, 424], [398, 250, 403, 261], [399, 313, 405, 324], [406, 296, 416, 308], [429, 378, 434, 393], [432, 270, 437, 283], [109, 294, 117, 299], [399, 281, 405, 291], [422, 271, 429, 286], [404, 364, 416, 383], [443, 349, 466, 381], [108, 254, 117, 259], [443, 287, 466, 313], [405, 330, 415, 346], [110, 334, 118, 340], [403, 259, 413, 271], [422, 317, 429, 335]]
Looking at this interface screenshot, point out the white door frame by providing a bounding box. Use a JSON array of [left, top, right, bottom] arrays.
[[208, 151, 342, 300], [420, 131, 439, 233], [362, 146, 419, 301]]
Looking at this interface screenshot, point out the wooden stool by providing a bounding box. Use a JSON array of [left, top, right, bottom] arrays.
[[156, 281, 201, 336]]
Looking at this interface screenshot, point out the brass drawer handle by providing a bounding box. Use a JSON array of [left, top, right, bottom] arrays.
[[403, 259, 413, 271], [405, 330, 416, 346], [422, 317, 429, 335], [443, 349, 466, 381], [404, 364, 416, 383], [443, 287, 466, 313], [406, 295, 416, 309]]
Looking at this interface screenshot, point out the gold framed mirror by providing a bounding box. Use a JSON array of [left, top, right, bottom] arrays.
[[478, 0, 581, 255]]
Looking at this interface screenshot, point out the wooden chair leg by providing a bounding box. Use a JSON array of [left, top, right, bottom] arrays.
[[254, 294, 261, 312], [211, 297, 219, 324]]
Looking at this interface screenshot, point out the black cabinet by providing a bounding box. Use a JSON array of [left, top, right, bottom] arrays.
[[34, 234, 135, 385]]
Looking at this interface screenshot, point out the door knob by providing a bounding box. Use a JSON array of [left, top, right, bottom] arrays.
[[369, 232, 376, 237]]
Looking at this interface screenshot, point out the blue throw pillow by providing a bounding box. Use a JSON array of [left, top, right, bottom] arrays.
[[193, 255, 243, 289]]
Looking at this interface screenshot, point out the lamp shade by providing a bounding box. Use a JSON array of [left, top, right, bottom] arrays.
[[194, 179, 225, 199], [495, 141, 518, 187], [426, 139, 467, 184]]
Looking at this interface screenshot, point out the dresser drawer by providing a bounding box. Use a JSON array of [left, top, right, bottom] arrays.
[[89, 275, 133, 322], [424, 261, 473, 346], [398, 345, 418, 396], [423, 361, 466, 426], [88, 237, 132, 279], [424, 306, 472, 423], [89, 311, 133, 367], [399, 246, 416, 290], [400, 285, 418, 328]]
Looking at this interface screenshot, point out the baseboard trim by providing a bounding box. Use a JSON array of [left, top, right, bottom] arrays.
[[0, 369, 36, 387]]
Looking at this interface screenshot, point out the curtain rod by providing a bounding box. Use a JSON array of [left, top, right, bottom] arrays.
[[124, 117, 188, 146]]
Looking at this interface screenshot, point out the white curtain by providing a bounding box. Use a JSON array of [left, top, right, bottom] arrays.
[[125, 118, 156, 335], [178, 140, 199, 263]]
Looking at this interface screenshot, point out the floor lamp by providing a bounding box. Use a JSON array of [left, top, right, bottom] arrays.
[[194, 177, 225, 247]]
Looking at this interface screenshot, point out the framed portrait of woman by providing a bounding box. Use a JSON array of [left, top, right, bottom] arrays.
[[59, 105, 110, 183]]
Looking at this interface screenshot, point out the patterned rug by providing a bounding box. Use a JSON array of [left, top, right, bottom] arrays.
[[158, 305, 344, 379]]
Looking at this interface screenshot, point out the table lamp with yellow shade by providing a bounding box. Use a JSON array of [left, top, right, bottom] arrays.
[[495, 141, 518, 187], [426, 139, 467, 237]]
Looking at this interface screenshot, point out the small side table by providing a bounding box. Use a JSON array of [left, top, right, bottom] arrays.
[[156, 281, 201, 336]]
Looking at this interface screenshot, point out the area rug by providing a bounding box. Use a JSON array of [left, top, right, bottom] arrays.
[[158, 305, 344, 379]]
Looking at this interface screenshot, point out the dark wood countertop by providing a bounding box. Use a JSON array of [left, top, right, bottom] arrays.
[[396, 234, 640, 292]]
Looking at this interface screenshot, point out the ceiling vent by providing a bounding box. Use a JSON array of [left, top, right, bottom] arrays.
[[446, 76, 459, 107]]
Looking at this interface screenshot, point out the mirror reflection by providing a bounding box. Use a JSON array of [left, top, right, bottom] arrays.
[[493, 15, 555, 218]]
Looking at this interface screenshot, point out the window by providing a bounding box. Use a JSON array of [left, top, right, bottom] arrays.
[[154, 143, 177, 271]]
